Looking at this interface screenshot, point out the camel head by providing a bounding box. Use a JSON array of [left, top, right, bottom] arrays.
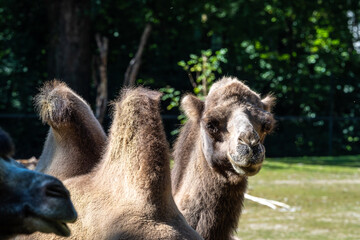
[[0, 128, 77, 238], [181, 77, 275, 178]]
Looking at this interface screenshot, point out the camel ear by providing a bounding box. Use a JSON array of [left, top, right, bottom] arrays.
[[261, 94, 276, 112], [181, 94, 204, 120]]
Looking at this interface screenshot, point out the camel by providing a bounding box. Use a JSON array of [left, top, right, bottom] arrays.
[[17, 87, 202, 239], [35, 80, 106, 180], [0, 127, 77, 239], [171, 77, 276, 240]]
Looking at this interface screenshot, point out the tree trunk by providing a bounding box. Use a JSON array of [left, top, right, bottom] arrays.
[[124, 24, 152, 87], [94, 34, 108, 125], [46, 0, 91, 101]]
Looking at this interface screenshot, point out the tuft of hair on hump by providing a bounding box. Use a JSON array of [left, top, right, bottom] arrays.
[[118, 87, 162, 105], [35, 80, 87, 127], [0, 128, 15, 159], [108, 87, 163, 150], [109, 87, 162, 119]]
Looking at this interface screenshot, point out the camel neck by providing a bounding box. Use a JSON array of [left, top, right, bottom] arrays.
[[173, 130, 247, 240], [195, 147, 247, 240]]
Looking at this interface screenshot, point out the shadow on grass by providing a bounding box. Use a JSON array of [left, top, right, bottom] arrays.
[[268, 155, 360, 168]]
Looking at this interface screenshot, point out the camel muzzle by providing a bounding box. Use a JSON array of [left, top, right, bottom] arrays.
[[227, 142, 265, 176]]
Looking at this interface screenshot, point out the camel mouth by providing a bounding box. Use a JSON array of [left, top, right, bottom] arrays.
[[42, 219, 71, 237], [227, 152, 263, 176], [25, 216, 72, 237], [23, 206, 75, 237], [238, 164, 262, 176]]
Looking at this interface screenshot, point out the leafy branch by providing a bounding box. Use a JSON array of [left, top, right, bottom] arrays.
[[160, 48, 228, 135]]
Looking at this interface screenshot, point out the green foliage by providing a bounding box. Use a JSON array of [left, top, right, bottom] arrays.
[[159, 86, 185, 135], [159, 86, 181, 110], [178, 48, 227, 96], [1, 0, 360, 156], [160, 48, 228, 135]]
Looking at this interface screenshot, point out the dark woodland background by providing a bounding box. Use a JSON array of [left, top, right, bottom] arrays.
[[1, 0, 359, 158]]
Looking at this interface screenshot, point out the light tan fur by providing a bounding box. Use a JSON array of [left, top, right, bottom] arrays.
[[16, 88, 202, 240], [35, 80, 107, 180]]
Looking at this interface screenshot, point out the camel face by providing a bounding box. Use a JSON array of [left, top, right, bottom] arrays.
[[201, 104, 270, 176], [183, 77, 275, 177], [0, 157, 77, 237]]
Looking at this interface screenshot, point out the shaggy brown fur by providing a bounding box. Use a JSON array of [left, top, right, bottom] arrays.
[[17, 88, 202, 240], [35, 80, 106, 180], [172, 77, 276, 240]]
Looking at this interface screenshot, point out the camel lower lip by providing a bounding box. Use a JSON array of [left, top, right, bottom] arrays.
[[227, 153, 262, 176], [57, 222, 71, 237], [30, 216, 72, 237], [43, 219, 71, 237], [239, 165, 262, 176]]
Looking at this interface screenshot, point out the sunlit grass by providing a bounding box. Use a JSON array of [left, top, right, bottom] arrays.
[[237, 155, 360, 240]]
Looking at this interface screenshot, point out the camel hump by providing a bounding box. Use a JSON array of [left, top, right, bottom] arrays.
[[112, 87, 165, 157], [119, 87, 162, 105], [35, 80, 90, 127], [114, 87, 163, 135], [0, 128, 15, 159], [101, 87, 170, 202]]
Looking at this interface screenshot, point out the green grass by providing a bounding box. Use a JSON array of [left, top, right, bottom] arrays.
[[236, 155, 360, 240]]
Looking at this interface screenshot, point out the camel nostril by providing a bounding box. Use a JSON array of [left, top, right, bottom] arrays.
[[250, 138, 260, 147], [243, 146, 250, 155], [238, 133, 247, 144], [252, 143, 258, 150], [45, 182, 69, 199], [249, 130, 260, 147], [251, 144, 264, 156]]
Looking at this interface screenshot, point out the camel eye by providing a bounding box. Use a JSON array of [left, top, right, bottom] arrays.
[[206, 120, 219, 134]]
